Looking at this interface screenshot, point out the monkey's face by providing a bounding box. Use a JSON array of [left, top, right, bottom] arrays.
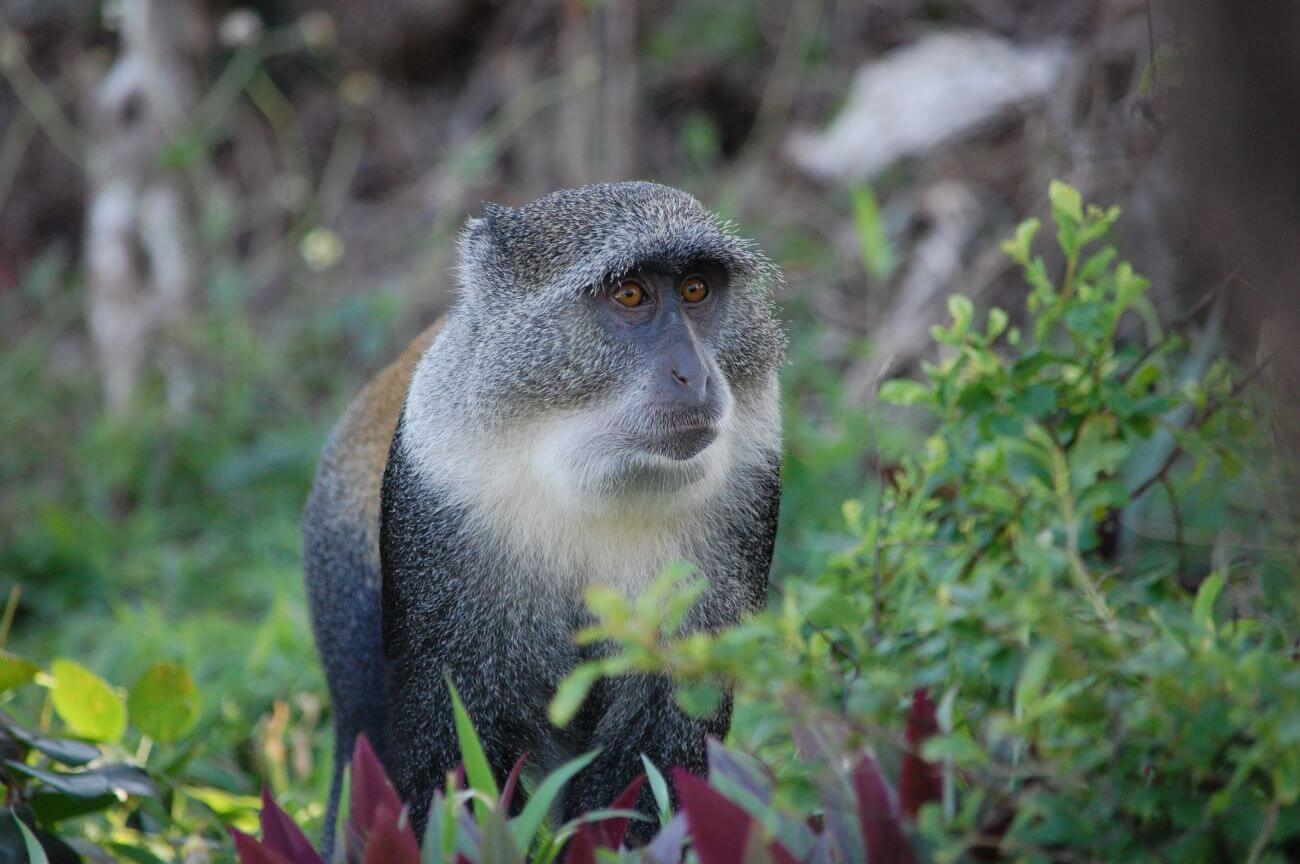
[[484, 257, 783, 509], [448, 182, 785, 507], [590, 261, 732, 462]]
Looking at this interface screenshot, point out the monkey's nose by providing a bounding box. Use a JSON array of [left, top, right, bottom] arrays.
[[671, 367, 709, 398]]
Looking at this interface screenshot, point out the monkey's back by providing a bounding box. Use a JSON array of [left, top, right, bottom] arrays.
[[300, 318, 442, 846]]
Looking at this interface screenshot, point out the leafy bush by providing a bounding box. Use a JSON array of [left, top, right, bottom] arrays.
[[236, 683, 933, 863], [558, 183, 1300, 862], [0, 646, 263, 862]]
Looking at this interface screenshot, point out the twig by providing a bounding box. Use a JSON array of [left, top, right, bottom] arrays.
[[0, 11, 86, 164], [1159, 474, 1188, 582], [768, 581, 861, 670], [1121, 277, 1232, 382], [1129, 347, 1279, 501], [1145, 0, 1157, 79], [0, 107, 35, 211], [0, 584, 20, 649], [1245, 801, 1279, 864]]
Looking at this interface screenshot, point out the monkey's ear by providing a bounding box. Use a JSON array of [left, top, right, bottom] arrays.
[[455, 209, 505, 296]]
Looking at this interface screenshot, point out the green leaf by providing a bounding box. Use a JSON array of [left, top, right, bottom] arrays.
[[30, 790, 119, 824], [128, 662, 200, 742], [970, 483, 1019, 515], [1015, 648, 1054, 720], [0, 711, 100, 767], [0, 651, 40, 694], [447, 679, 500, 811], [549, 664, 599, 728], [878, 379, 932, 406], [1011, 384, 1056, 419], [674, 681, 722, 717], [642, 755, 672, 825], [4, 761, 158, 800], [948, 294, 975, 337], [11, 811, 50, 864], [49, 659, 126, 743], [1002, 218, 1040, 265], [1076, 480, 1131, 515], [1049, 181, 1084, 225], [851, 184, 895, 281], [1193, 573, 1224, 639], [480, 806, 524, 864], [921, 735, 989, 767], [986, 307, 1009, 340], [1113, 261, 1150, 312], [510, 749, 600, 848], [180, 785, 262, 818]]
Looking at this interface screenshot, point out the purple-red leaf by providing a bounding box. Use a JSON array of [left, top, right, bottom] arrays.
[[706, 739, 773, 807], [851, 755, 914, 864], [349, 734, 404, 839], [674, 769, 799, 864], [590, 773, 646, 849], [230, 828, 294, 864], [259, 787, 324, 864], [564, 825, 599, 864], [898, 689, 941, 819], [643, 813, 688, 864], [359, 805, 421, 864], [500, 752, 528, 812], [790, 721, 864, 862]]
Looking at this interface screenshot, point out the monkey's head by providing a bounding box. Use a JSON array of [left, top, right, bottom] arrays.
[[435, 181, 785, 509]]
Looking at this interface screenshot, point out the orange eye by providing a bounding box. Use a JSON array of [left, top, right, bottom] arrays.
[[613, 280, 645, 308], [681, 275, 709, 304]]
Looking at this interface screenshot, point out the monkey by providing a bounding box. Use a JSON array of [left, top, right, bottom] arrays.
[[302, 181, 785, 851]]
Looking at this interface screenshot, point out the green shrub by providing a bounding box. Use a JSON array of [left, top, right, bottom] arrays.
[[560, 183, 1300, 862]]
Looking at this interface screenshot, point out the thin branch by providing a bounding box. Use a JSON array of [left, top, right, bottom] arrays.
[[1159, 474, 1189, 583], [1121, 276, 1232, 382], [0, 12, 86, 164], [768, 581, 862, 669], [0, 106, 35, 210], [0, 584, 20, 650], [1245, 801, 1279, 864], [1129, 347, 1279, 501]]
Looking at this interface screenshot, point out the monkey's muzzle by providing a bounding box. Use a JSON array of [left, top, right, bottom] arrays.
[[640, 422, 719, 461]]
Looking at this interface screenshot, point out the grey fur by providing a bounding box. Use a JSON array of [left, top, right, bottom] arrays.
[[304, 181, 785, 851]]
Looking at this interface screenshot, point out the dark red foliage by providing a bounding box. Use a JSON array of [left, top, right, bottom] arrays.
[[358, 804, 420, 864], [500, 752, 529, 813], [898, 688, 942, 819], [258, 786, 324, 864], [231, 828, 294, 864], [348, 734, 406, 840], [235, 734, 419, 864], [564, 825, 599, 864], [589, 773, 646, 849], [674, 768, 799, 864], [851, 755, 914, 864]]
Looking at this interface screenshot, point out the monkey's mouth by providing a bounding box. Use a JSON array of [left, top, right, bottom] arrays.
[[638, 422, 719, 461]]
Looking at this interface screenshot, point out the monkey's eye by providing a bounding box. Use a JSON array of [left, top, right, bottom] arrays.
[[613, 279, 646, 308], [680, 274, 710, 304]]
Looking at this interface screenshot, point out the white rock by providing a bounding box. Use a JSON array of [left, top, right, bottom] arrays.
[[788, 30, 1070, 182]]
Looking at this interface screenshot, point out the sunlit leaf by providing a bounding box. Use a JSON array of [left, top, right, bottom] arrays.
[[128, 662, 200, 743], [48, 660, 126, 743], [0, 651, 40, 694]]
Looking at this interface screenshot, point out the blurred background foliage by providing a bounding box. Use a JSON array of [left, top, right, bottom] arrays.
[[1, 0, 1297, 861]]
